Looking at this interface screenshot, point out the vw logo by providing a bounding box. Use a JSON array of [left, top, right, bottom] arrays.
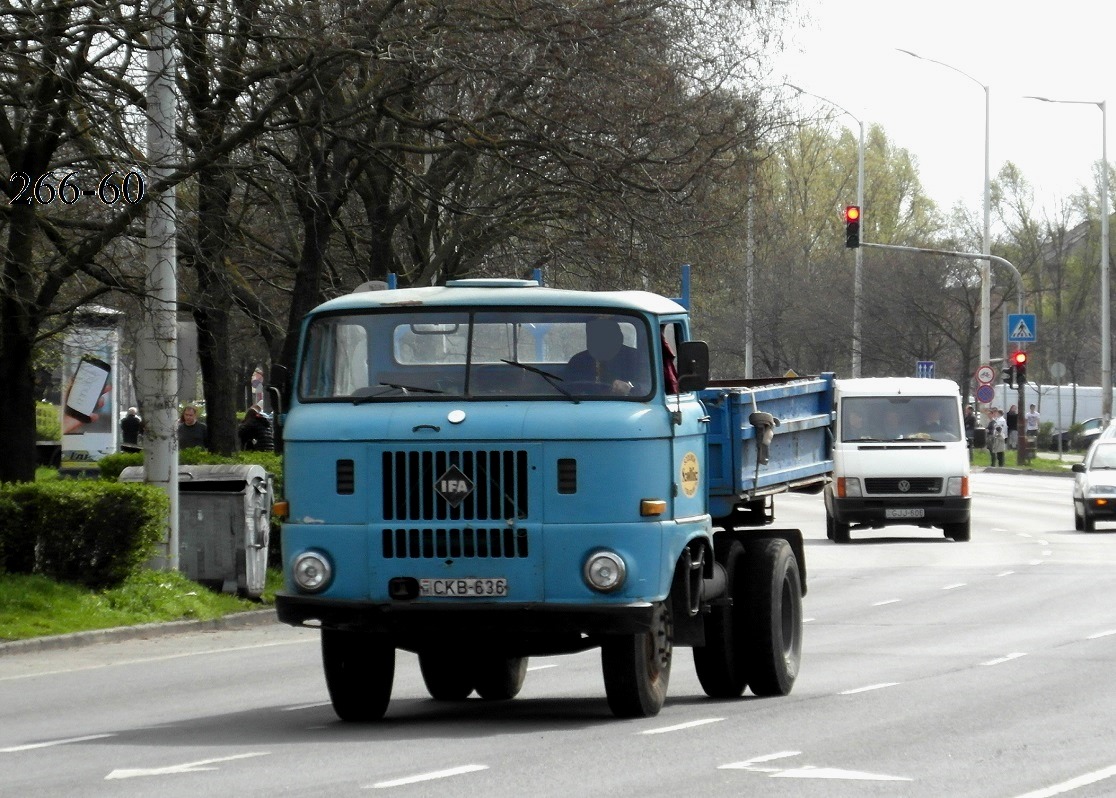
[[898, 480, 911, 492]]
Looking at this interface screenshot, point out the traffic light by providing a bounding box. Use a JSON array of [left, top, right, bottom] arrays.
[[1011, 350, 1028, 384], [845, 205, 861, 248], [1001, 361, 1015, 388]]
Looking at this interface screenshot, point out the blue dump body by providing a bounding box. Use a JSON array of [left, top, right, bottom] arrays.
[[275, 279, 836, 720], [700, 376, 835, 519]]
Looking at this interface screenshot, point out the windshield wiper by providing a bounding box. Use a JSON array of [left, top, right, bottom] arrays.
[[352, 382, 444, 404], [500, 359, 579, 402]]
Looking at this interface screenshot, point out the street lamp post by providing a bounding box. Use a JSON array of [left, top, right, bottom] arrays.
[[1025, 97, 1110, 421], [788, 85, 865, 377], [897, 50, 992, 382]]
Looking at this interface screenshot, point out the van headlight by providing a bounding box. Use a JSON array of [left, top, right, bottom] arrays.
[[292, 551, 333, 593], [583, 551, 626, 593]]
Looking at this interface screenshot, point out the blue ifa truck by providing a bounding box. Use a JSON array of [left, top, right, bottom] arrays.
[[274, 278, 834, 719]]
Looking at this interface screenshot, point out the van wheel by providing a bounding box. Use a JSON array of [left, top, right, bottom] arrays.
[[944, 520, 971, 542]]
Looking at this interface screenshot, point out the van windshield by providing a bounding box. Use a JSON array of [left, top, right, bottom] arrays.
[[841, 396, 961, 442]]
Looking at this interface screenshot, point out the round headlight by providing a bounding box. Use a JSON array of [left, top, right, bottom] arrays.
[[583, 551, 626, 593], [292, 551, 333, 592]]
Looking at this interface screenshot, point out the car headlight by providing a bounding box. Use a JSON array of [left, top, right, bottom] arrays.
[[583, 551, 626, 593], [292, 551, 333, 593]]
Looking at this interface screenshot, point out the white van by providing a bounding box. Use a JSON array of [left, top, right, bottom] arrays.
[[824, 377, 971, 543]]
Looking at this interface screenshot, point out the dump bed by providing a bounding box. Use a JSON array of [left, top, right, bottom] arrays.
[[699, 373, 835, 518]]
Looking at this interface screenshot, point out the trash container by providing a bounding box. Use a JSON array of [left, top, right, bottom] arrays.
[[119, 464, 273, 598], [972, 427, 987, 449]]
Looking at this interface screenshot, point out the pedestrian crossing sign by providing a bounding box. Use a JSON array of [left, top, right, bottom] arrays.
[[1007, 313, 1037, 343]]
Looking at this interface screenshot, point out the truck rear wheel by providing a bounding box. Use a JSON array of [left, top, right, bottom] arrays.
[[321, 629, 395, 721], [601, 600, 672, 718], [474, 656, 528, 700], [693, 540, 748, 698], [419, 649, 475, 700], [744, 539, 802, 697]]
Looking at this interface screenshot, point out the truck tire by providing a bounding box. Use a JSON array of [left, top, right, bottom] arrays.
[[601, 600, 673, 718], [744, 539, 802, 697], [321, 629, 395, 721], [693, 540, 748, 698], [474, 656, 528, 700], [944, 520, 971, 541], [419, 650, 475, 700]]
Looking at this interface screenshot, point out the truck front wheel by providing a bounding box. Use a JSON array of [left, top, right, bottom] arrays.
[[601, 600, 672, 718], [745, 539, 802, 697], [321, 629, 395, 721], [693, 540, 748, 698]]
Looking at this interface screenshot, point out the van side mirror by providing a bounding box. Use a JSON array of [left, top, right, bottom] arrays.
[[676, 341, 709, 392]]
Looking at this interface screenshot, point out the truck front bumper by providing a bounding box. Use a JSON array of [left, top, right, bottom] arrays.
[[276, 592, 657, 646]]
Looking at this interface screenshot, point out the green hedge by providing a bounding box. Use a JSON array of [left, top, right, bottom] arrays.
[[97, 448, 283, 497], [35, 402, 62, 441], [0, 481, 167, 589]]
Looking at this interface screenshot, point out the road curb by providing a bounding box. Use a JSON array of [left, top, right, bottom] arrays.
[[0, 608, 280, 658]]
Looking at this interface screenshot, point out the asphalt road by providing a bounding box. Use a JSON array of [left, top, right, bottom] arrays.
[[3, 470, 1116, 798]]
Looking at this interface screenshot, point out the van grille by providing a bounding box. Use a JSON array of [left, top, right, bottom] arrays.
[[381, 449, 529, 521], [864, 477, 942, 495], [382, 527, 529, 559]]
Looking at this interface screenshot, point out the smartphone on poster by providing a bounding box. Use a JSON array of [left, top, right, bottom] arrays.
[[64, 355, 111, 425]]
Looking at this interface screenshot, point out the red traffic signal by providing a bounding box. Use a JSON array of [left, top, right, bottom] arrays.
[[844, 205, 861, 248], [1010, 351, 1027, 367]]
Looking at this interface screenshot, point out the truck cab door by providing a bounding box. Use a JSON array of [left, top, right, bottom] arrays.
[[665, 330, 709, 518]]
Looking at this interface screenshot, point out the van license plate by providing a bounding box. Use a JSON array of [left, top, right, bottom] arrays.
[[886, 508, 925, 519], [419, 578, 508, 598]]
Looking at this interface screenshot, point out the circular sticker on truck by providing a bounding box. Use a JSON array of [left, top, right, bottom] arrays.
[[681, 452, 699, 498]]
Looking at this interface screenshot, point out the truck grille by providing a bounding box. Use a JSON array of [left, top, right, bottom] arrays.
[[382, 527, 529, 559], [864, 477, 942, 495], [381, 449, 529, 521]]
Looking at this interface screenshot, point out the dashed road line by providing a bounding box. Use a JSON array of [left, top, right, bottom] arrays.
[[368, 764, 488, 789], [871, 599, 901, 606], [1010, 763, 1116, 798], [983, 652, 1027, 666], [839, 682, 899, 695], [641, 718, 723, 735]]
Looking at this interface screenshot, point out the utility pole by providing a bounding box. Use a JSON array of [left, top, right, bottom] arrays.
[[142, 0, 179, 569]]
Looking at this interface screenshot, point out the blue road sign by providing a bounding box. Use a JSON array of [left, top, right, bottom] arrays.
[[1007, 313, 1037, 343], [916, 360, 935, 378], [976, 384, 995, 404]]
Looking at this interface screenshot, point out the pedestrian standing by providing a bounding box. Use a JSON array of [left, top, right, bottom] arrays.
[[238, 402, 274, 452], [1025, 404, 1040, 444], [120, 406, 143, 453], [177, 405, 208, 450], [964, 405, 976, 462], [1006, 405, 1019, 450], [990, 408, 1008, 467]]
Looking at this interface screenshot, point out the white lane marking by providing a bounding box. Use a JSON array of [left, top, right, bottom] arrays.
[[773, 766, 912, 781], [1038, 539, 1049, 546], [1042, 550, 1052, 557], [369, 764, 488, 789], [0, 639, 313, 682], [1087, 629, 1116, 640], [1, 733, 114, 753], [720, 751, 802, 770], [526, 663, 558, 672], [804, 617, 816, 623], [839, 682, 899, 695], [998, 570, 1015, 577], [1010, 763, 1116, 798], [641, 718, 723, 735], [1029, 559, 1045, 566], [871, 599, 901, 606], [942, 583, 966, 590], [1017, 532, 1033, 538], [983, 652, 1027, 666], [106, 752, 269, 780], [282, 702, 332, 712]]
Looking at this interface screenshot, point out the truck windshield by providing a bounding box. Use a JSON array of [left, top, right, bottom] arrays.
[[298, 309, 654, 401], [841, 396, 961, 442]]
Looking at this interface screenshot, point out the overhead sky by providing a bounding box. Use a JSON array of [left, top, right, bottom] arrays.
[[774, 0, 1114, 215]]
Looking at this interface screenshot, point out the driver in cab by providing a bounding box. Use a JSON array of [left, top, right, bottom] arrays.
[[565, 317, 644, 396]]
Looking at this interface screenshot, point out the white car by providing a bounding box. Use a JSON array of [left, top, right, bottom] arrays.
[[1072, 440, 1116, 531]]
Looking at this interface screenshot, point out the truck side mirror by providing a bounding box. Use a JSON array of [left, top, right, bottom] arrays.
[[676, 340, 709, 392]]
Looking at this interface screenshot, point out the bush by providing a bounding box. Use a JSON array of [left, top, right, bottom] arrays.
[[36, 402, 61, 441], [0, 481, 166, 590]]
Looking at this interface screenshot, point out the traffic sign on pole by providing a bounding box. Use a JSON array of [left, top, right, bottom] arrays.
[[976, 364, 995, 385], [1007, 313, 1037, 343]]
